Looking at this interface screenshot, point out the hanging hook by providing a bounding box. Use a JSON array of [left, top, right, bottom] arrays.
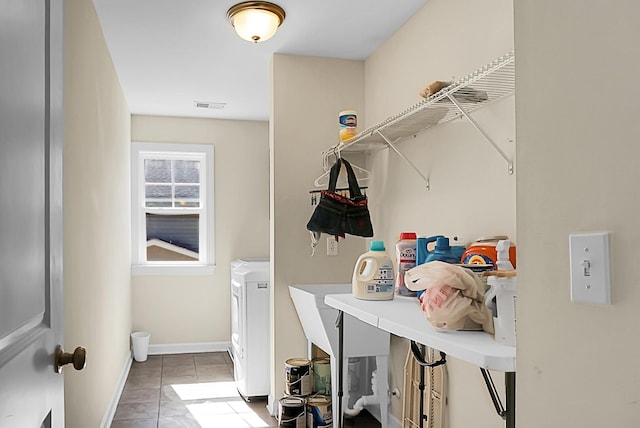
[[330, 144, 341, 161]]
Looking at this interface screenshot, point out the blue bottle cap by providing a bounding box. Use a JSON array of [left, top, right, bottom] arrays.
[[435, 236, 450, 250], [370, 240, 385, 251]]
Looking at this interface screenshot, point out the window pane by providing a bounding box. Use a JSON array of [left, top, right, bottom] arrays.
[[175, 185, 200, 207], [174, 160, 200, 183], [145, 159, 171, 183], [146, 213, 199, 261], [133, 143, 213, 269], [145, 184, 172, 207]]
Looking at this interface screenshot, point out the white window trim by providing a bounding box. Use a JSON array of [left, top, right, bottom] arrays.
[[131, 142, 215, 276]]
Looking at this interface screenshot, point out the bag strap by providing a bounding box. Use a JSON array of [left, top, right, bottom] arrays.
[[326, 158, 364, 198], [327, 157, 343, 192], [341, 159, 364, 198]]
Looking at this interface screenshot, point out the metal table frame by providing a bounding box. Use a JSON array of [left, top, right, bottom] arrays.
[[328, 294, 516, 428]]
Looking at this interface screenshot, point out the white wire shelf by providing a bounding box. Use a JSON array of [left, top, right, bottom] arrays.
[[333, 51, 516, 170]]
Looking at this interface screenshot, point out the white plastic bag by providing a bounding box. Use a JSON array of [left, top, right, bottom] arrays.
[[405, 261, 494, 334]]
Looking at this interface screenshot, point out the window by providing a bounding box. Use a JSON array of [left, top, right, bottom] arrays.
[[131, 143, 214, 275]]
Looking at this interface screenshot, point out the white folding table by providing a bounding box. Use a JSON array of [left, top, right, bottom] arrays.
[[325, 294, 516, 428]]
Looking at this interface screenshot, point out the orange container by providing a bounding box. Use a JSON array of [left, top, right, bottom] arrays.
[[460, 236, 516, 268]]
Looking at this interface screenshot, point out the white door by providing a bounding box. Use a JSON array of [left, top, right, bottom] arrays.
[[0, 0, 77, 427]]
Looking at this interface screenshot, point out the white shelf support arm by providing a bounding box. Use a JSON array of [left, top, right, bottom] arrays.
[[446, 94, 514, 175], [376, 130, 430, 190]]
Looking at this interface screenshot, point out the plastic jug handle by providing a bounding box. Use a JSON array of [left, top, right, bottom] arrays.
[[422, 235, 445, 254], [356, 257, 378, 282], [484, 284, 497, 306]]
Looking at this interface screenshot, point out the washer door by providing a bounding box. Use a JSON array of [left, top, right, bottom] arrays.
[[231, 278, 244, 360], [230, 277, 247, 394]]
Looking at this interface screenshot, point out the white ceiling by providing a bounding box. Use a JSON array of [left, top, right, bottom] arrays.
[[92, 0, 428, 121]]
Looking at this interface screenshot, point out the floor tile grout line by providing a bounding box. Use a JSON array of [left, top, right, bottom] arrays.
[[115, 352, 286, 428]]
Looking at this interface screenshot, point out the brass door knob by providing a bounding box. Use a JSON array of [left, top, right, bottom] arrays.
[[55, 345, 86, 373]]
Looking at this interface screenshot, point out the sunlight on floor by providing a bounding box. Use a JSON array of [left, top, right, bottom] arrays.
[[171, 381, 239, 400], [170, 382, 272, 428], [187, 403, 270, 428]]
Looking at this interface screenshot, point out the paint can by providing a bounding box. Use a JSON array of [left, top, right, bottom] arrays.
[[285, 358, 312, 397], [307, 395, 333, 428], [278, 396, 306, 428], [312, 358, 331, 395]]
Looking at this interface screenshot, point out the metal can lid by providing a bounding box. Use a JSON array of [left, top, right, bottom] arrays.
[[307, 395, 331, 405], [280, 396, 306, 405], [285, 358, 310, 367]]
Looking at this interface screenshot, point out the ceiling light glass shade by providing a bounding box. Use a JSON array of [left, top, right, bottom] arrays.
[[227, 2, 285, 43]]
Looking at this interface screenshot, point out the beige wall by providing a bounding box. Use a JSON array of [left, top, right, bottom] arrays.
[[515, 1, 640, 426], [270, 54, 367, 406], [63, 0, 132, 426], [131, 115, 269, 344], [61, 1, 640, 426], [270, 1, 515, 424], [363, 0, 515, 425]]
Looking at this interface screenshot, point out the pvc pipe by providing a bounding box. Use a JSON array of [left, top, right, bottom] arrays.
[[344, 370, 380, 417], [344, 394, 379, 416]]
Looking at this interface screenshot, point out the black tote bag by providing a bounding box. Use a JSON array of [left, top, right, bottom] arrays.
[[306, 158, 373, 238]]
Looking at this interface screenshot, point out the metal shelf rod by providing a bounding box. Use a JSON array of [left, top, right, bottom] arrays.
[[376, 130, 430, 190], [446, 94, 514, 174]]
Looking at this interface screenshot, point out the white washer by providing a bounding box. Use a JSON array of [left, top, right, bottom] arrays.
[[230, 259, 270, 400]]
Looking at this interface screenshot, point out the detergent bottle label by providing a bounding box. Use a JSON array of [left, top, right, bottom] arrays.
[[462, 253, 494, 265], [353, 248, 395, 301], [395, 233, 417, 296], [366, 263, 394, 294]]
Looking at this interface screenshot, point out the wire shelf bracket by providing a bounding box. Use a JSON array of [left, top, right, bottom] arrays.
[[327, 51, 516, 186], [447, 94, 514, 175], [376, 130, 430, 190]]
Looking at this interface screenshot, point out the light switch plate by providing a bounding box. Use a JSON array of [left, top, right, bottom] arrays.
[[569, 232, 611, 304]]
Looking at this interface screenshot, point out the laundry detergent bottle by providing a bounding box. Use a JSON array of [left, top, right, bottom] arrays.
[[352, 241, 395, 300], [416, 235, 443, 265], [417, 236, 462, 300], [425, 236, 461, 264]]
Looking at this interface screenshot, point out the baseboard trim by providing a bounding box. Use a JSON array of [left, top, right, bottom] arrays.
[[267, 394, 277, 416], [389, 413, 401, 428], [148, 341, 230, 355], [100, 352, 132, 428]]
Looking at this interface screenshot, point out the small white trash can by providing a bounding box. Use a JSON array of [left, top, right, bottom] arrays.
[[131, 331, 151, 362]]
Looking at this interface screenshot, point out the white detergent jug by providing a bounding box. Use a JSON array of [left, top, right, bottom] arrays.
[[352, 241, 395, 300], [485, 275, 516, 346]]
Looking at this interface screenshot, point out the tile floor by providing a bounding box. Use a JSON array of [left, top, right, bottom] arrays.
[[110, 352, 380, 428]]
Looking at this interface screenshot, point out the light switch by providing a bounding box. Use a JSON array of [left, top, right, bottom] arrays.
[[569, 232, 611, 304]]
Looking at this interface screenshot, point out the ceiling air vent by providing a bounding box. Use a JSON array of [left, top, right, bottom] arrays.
[[194, 101, 227, 109]]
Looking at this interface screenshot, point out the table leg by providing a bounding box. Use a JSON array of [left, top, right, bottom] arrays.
[[505, 371, 516, 428], [480, 368, 516, 427], [336, 310, 344, 428]]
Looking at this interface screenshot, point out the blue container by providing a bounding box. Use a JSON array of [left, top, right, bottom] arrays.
[[416, 235, 443, 266], [416, 236, 465, 299], [451, 245, 466, 263], [425, 237, 462, 264], [417, 236, 463, 265]]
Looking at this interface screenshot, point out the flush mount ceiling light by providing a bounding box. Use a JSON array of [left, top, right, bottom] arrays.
[[227, 1, 286, 43]]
